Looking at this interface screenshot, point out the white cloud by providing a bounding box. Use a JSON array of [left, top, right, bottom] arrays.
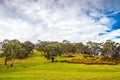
[[99, 17, 111, 24], [0, 0, 119, 43], [96, 29, 120, 43], [0, 16, 33, 41]]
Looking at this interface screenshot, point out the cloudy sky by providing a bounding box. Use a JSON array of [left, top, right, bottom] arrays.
[[0, 0, 120, 43]]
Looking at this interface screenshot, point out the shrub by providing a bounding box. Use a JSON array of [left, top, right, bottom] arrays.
[[66, 55, 118, 65]]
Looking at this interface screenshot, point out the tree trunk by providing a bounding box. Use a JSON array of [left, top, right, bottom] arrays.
[[10, 58, 15, 67], [4, 57, 7, 65], [43, 52, 46, 56], [10, 62, 13, 67], [10, 54, 16, 67], [51, 57, 54, 62]]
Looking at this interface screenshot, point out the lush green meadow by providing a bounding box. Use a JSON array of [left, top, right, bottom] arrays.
[[0, 53, 120, 80]]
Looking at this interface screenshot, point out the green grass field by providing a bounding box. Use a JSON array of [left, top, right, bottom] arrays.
[[0, 53, 120, 80]]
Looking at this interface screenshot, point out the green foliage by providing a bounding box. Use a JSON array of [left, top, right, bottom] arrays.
[[2, 40, 20, 57], [35, 40, 120, 59], [2, 39, 22, 67], [35, 41, 49, 54], [44, 43, 63, 62], [21, 41, 34, 54], [86, 41, 101, 56], [102, 40, 119, 58], [16, 48, 29, 59]]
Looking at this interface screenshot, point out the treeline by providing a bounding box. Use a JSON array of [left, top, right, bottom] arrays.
[[0, 39, 120, 66], [35, 40, 120, 62]]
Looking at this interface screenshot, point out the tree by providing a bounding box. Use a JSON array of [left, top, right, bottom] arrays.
[[21, 41, 35, 54], [74, 42, 85, 54], [2, 39, 21, 67], [35, 41, 49, 56], [102, 40, 117, 58], [45, 43, 62, 62], [16, 48, 29, 59], [86, 41, 101, 56], [1, 39, 9, 65], [61, 40, 74, 54]]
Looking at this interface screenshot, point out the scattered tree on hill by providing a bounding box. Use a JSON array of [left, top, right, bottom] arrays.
[[44, 43, 62, 62], [2, 39, 21, 67]]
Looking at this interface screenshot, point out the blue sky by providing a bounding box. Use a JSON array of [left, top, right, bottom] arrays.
[[0, 0, 120, 43]]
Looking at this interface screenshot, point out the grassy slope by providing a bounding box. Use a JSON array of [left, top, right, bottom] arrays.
[[0, 53, 120, 80]]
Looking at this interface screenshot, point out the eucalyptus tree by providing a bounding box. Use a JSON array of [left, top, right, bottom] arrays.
[[102, 40, 118, 58], [2, 39, 9, 65], [35, 41, 50, 55], [86, 41, 101, 56], [21, 41, 35, 54], [2, 39, 21, 67], [74, 42, 85, 54], [61, 40, 74, 54], [44, 43, 63, 62]]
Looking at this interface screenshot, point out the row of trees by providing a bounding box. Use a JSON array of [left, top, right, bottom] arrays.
[[35, 40, 120, 61], [0, 39, 120, 66]]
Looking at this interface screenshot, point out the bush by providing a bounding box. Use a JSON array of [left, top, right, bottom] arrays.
[[62, 54, 74, 58], [66, 55, 118, 65], [61, 60, 67, 63], [82, 54, 91, 58]]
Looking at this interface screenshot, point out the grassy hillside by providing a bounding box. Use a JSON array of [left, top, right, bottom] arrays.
[[0, 53, 120, 80]]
